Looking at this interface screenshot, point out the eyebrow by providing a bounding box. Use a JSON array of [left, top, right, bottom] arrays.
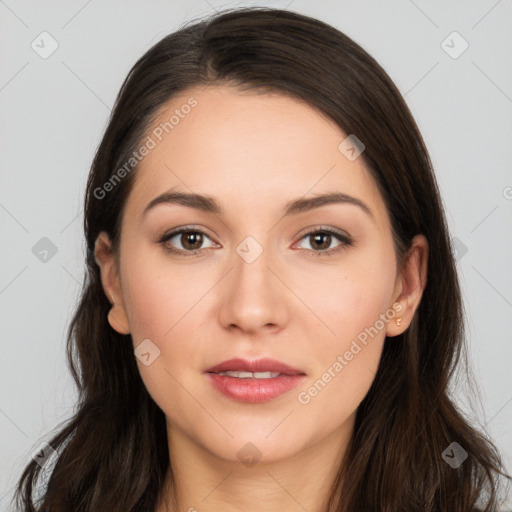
[[142, 189, 375, 221]]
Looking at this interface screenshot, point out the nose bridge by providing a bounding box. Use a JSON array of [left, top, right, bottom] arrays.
[[218, 232, 286, 332], [233, 233, 277, 304]]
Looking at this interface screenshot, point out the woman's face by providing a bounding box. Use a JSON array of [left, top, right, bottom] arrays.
[[97, 84, 413, 465]]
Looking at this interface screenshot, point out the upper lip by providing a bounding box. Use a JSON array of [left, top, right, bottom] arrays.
[[204, 358, 306, 376]]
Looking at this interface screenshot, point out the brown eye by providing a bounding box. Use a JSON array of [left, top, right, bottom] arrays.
[[180, 231, 203, 250], [295, 227, 354, 257], [309, 232, 333, 251], [158, 227, 216, 256]]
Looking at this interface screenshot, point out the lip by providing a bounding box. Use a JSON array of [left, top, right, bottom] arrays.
[[204, 358, 306, 404], [204, 357, 305, 376]]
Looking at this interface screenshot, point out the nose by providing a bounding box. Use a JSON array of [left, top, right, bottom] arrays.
[[217, 240, 289, 335]]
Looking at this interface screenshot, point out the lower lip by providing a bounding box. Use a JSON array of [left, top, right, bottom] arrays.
[[206, 373, 306, 403]]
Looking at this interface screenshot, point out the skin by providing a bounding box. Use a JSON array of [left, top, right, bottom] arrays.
[[94, 84, 428, 512]]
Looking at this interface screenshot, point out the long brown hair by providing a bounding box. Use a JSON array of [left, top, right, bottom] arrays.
[[13, 6, 510, 511]]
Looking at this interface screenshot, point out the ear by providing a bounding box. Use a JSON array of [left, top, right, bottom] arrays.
[[94, 231, 130, 335], [386, 234, 429, 337]]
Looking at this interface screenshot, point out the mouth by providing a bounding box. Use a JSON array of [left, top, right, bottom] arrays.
[[204, 357, 306, 376], [212, 370, 282, 379], [204, 358, 306, 403]]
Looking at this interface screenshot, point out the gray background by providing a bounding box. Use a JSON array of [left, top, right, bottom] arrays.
[[1, 0, 511, 509]]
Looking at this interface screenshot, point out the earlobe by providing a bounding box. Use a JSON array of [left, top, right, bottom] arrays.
[[94, 231, 131, 335], [386, 234, 429, 338], [386, 301, 405, 338], [107, 305, 131, 335]]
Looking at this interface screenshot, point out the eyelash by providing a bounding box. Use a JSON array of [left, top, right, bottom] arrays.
[[158, 225, 354, 258]]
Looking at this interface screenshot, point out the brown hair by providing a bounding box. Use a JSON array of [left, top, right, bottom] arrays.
[[13, 6, 510, 511]]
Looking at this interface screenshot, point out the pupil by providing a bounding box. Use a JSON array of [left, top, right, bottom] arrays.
[[313, 233, 330, 250], [183, 232, 202, 250]]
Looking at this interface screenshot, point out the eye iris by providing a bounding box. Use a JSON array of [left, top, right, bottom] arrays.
[[182, 232, 202, 250], [311, 232, 331, 251]]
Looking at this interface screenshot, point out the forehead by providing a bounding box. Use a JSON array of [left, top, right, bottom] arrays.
[[124, 84, 389, 228]]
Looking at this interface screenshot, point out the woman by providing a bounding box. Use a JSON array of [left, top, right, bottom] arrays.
[[13, 6, 509, 512]]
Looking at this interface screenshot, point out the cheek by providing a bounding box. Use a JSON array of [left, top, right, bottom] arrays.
[[121, 249, 206, 341], [294, 294, 387, 434], [299, 247, 397, 346], [120, 254, 208, 410], [293, 249, 395, 417], [120, 249, 221, 391]]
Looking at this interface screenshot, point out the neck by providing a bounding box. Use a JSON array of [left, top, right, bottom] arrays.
[[156, 417, 353, 512]]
